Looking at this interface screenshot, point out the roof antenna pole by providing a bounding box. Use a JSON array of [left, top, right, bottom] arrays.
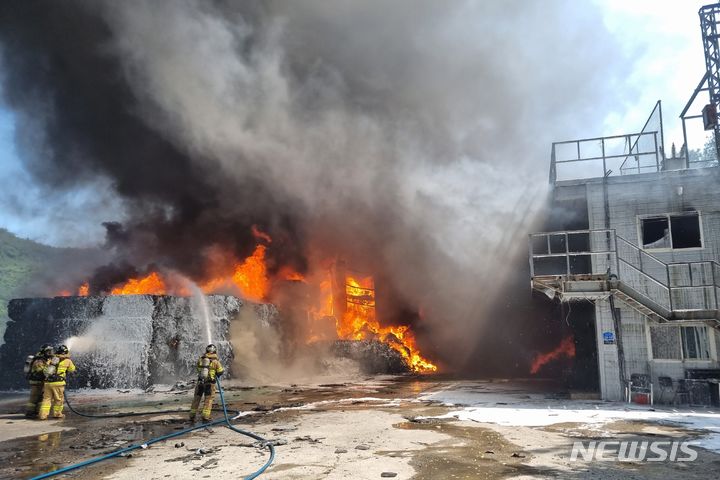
[[699, 4, 720, 161]]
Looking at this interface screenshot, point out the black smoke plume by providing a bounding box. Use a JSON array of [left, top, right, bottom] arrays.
[[0, 1, 631, 372]]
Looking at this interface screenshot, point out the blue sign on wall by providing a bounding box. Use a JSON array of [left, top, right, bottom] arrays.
[[603, 331, 616, 345]]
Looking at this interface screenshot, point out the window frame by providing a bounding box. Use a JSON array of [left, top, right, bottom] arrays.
[[680, 326, 711, 360], [636, 211, 704, 252], [649, 325, 717, 362]]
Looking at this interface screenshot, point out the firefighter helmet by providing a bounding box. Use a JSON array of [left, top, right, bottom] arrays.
[[40, 344, 53, 356], [205, 344, 217, 354], [55, 345, 69, 355]]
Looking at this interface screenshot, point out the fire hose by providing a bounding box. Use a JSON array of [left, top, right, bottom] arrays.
[[29, 378, 275, 480]]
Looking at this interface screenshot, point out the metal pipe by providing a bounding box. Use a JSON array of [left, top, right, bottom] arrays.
[[658, 100, 665, 158], [555, 150, 658, 164], [552, 131, 658, 145], [565, 232, 571, 275], [712, 260, 717, 309], [667, 263, 674, 313], [654, 131, 660, 172], [528, 235, 535, 278]]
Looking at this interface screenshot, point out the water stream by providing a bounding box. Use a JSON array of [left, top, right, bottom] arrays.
[[189, 283, 213, 345]]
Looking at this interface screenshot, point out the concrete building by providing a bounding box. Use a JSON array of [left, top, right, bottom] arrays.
[[530, 126, 720, 405]]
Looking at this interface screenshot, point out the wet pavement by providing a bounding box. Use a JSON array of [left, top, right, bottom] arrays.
[[1, 377, 719, 479]]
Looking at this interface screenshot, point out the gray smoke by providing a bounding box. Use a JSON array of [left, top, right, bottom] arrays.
[[0, 0, 632, 370]]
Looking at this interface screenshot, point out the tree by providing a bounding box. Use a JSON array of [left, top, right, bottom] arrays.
[[688, 135, 719, 166]]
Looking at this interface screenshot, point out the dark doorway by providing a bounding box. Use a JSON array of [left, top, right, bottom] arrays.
[[566, 300, 599, 392]]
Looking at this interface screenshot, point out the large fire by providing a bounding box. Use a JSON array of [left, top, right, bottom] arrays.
[[530, 335, 575, 374], [339, 276, 437, 373], [59, 226, 437, 373], [196, 244, 270, 302], [111, 271, 166, 295]]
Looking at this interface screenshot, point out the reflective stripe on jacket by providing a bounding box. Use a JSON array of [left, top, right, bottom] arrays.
[[196, 353, 224, 383], [45, 356, 76, 385]]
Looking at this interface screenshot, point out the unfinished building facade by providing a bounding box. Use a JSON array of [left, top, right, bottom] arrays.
[[530, 120, 720, 405]]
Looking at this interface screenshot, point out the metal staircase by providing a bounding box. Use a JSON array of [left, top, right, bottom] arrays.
[[611, 288, 666, 324], [529, 229, 720, 328]]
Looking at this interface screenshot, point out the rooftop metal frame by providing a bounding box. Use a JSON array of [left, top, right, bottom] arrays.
[[680, 4, 720, 161]]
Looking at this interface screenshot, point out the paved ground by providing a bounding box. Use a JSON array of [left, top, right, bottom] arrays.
[[1, 377, 720, 479]]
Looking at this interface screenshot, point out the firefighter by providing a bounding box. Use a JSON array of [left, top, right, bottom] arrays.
[[24, 344, 53, 417], [37, 345, 76, 420], [189, 344, 224, 422]]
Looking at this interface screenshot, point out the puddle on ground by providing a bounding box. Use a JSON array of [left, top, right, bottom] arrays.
[[391, 420, 551, 480]]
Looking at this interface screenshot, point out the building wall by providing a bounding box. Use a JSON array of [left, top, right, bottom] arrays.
[[594, 299, 654, 401], [586, 168, 720, 262], [579, 168, 720, 400], [594, 299, 622, 400]]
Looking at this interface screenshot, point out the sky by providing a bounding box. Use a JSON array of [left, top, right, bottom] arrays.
[[0, 0, 715, 247], [597, 0, 712, 147]]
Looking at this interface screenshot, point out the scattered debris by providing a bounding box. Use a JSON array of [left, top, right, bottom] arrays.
[[260, 439, 288, 447], [192, 458, 220, 471], [294, 435, 324, 444], [271, 426, 297, 433], [404, 416, 447, 424]]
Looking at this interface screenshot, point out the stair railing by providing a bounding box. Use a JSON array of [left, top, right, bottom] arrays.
[[528, 229, 616, 277], [614, 235, 672, 312], [530, 228, 720, 317], [666, 260, 720, 312]]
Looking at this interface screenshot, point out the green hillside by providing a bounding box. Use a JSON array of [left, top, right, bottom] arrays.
[[0, 228, 101, 340], [0, 229, 56, 315]]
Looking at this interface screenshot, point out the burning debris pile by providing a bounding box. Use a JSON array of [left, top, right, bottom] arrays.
[[332, 275, 436, 372], [0, 274, 432, 388], [331, 340, 409, 374], [47, 226, 438, 377], [0, 295, 253, 389]]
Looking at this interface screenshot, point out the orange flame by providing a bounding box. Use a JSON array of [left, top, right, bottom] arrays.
[[318, 277, 334, 317], [302, 276, 335, 344], [58, 228, 437, 374], [67, 226, 274, 301], [228, 244, 269, 301], [530, 335, 575, 374], [337, 276, 437, 373], [111, 272, 167, 295], [98, 245, 270, 301], [278, 266, 306, 282]]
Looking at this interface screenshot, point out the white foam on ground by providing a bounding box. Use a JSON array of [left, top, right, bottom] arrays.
[[275, 396, 405, 412], [420, 382, 720, 453]]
